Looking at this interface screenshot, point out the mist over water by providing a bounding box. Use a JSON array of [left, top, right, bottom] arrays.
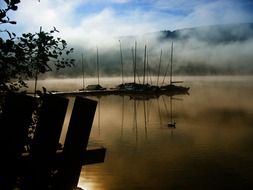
[[47, 23, 253, 78], [79, 76, 253, 190], [34, 76, 253, 190], [6, 1, 253, 77], [2, 0, 253, 188]]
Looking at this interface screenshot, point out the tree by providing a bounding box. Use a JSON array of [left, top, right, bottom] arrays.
[[0, 0, 20, 24], [0, 0, 75, 93], [15, 27, 75, 94]]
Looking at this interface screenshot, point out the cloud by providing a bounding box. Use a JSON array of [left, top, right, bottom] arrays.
[[155, 0, 199, 11], [153, 0, 253, 29], [10, 0, 165, 48], [110, 0, 130, 3], [13, 0, 82, 31], [4, 0, 253, 52], [186, 1, 253, 26], [59, 8, 164, 49]]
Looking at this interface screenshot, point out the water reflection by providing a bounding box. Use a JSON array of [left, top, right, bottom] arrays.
[[95, 95, 181, 141], [76, 94, 190, 190], [75, 77, 253, 190]]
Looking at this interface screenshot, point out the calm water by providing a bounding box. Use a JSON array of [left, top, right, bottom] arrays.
[[36, 76, 253, 189]]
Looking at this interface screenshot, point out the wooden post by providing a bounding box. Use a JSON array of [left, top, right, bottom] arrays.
[[27, 95, 69, 190], [55, 96, 97, 190], [0, 93, 36, 190]]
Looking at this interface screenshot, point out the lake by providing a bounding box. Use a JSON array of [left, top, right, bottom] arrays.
[[33, 76, 253, 190]]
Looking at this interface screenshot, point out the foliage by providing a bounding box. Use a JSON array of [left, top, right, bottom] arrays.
[[0, 4, 76, 189], [0, 0, 20, 24], [0, 0, 75, 93]]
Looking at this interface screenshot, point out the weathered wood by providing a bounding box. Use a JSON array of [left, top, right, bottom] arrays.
[[20, 147, 106, 169], [0, 93, 36, 157], [31, 95, 69, 158], [55, 96, 97, 190], [0, 93, 36, 190], [1, 94, 103, 190], [56, 147, 106, 166], [27, 95, 69, 190], [82, 147, 106, 165]]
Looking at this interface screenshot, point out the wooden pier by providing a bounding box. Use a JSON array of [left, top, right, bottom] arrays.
[[0, 93, 106, 190]]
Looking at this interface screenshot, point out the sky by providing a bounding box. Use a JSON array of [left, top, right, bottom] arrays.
[[2, 0, 253, 48]]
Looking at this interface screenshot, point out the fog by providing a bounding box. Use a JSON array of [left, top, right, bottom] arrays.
[[49, 23, 253, 78], [5, 0, 252, 77]]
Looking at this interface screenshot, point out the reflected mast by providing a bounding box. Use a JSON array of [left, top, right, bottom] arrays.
[[170, 42, 173, 85]]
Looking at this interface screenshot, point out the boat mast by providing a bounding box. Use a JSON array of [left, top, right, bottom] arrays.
[[143, 45, 147, 85], [81, 53, 85, 90], [134, 41, 137, 84], [96, 47, 100, 85], [131, 47, 135, 83], [147, 52, 153, 85], [119, 40, 124, 84], [157, 49, 162, 86], [170, 42, 173, 85]]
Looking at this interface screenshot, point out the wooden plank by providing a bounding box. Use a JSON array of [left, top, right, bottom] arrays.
[[31, 95, 69, 158], [26, 95, 69, 190], [20, 147, 106, 170], [82, 147, 106, 165], [0, 93, 36, 190], [54, 147, 106, 166], [55, 96, 97, 190], [0, 93, 36, 157]]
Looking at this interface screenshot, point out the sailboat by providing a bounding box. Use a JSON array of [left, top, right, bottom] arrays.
[[117, 42, 149, 92], [160, 42, 190, 95], [117, 44, 160, 98], [53, 42, 189, 97]]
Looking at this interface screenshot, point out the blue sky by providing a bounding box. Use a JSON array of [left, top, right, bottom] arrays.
[[2, 0, 253, 47]]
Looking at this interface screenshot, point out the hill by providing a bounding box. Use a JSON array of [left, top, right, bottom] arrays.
[[159, 23, 253, 44]]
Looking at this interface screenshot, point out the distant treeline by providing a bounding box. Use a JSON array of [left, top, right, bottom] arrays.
[[159, 23, 253, 44], [175, 63, 253, 75]]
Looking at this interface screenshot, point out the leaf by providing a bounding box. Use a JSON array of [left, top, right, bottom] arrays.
[[4, 0, 10, 5], [9, 21, 16, 24], [0, 11, 6, 20], [53, 26, 59, 33], [6, 30, 12, 38], [11, 0, 20, 5], [10, 5, 18, 11], [13, 0, 21, 4]]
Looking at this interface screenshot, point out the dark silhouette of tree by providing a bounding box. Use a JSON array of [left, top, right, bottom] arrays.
[[0, 0, 75, 93], [15, 27, 75, 94], [0, 0, 20, 24]]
